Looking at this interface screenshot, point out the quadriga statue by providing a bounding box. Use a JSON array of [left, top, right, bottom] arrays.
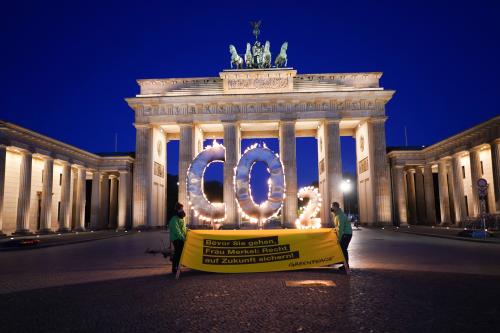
[[274, 41, 288, 68], [262, 41, 272, 68], [229, 45, 243, 69], [245, 43, 253, 68]]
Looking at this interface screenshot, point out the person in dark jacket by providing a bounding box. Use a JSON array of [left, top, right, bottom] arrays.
[[169, 203, 187, 274]]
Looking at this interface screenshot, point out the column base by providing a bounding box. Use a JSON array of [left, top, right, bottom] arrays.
[[36, 229, 55, 235], [0, 231, 7, 238], [12, 229, 34, 236], [57, 227, 72, 233], [73, 227, 86, 232]]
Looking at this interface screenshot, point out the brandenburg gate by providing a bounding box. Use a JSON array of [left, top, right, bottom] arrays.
[[126, 67, 395, 228]]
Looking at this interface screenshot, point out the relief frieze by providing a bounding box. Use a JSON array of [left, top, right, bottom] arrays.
[[227, 77, 289, 90], [135, 99, 383, 117]]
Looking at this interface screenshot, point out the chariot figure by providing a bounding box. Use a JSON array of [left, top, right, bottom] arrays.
[[229, 44, 243, 69], [252, 40, 264, 68], [275, 41, 288, 68]]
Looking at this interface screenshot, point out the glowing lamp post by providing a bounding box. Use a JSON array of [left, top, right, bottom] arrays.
[[340, 179, 352, 215]]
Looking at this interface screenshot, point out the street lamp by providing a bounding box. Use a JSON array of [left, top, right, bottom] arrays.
[[340, 179, 352, 216]]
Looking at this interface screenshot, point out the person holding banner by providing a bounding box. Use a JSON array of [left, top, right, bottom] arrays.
[[168, 203, 187, 274], [331, 202, 352, 270]]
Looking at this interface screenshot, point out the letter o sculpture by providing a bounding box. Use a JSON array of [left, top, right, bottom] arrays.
[[235, 145, 285, 224], [187, 142, 226, 222]]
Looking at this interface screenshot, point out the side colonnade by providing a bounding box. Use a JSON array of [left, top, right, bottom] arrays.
[[0, 121, 134, 236], [389, 116, 500, 226]]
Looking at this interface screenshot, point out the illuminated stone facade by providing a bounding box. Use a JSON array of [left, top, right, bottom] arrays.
[[388, 116, 500, 226], [126, 68, 395, 227], [0, 121, 133, 236], [1, 71, 497, 235]]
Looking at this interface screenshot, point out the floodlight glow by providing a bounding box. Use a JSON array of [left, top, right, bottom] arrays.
[[340, 179, 352, 193]]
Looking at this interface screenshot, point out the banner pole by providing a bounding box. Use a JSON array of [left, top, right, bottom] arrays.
[[175, 230, 190, 280]]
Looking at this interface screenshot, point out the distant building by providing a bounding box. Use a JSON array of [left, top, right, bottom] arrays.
[[388, 116, 499, 226], [0, 121, 133, 236]]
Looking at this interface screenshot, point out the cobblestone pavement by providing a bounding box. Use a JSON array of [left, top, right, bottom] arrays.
[[1, 229, 499, 332]]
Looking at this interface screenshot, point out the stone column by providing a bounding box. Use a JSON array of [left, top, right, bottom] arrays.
[[451, 153, 467, 224], [423, 164, 437, 224], [406, 169, 417, 224], [0, 146, 6, 236], [391, 165, 408, 226], [415, 167, 426, 224], [469, 148, 482, 216], [59, 162, 72, 232], [279, 120, 298, 227], [108, 175, 118, 229], [133, 125, 152, 228], [90, 170, 101, 230], [118, 171, 132, 229], [74, 167, 86, 231], [100, 173, 110, 229], [39, 157, 54, 233], [223, 122, 240, 226], [490, 139, 500, 212], [368, 119, 392, 223], [437, 158, 451, 224], [178, 124, 193, 223], [15, 151, 32, 234], [318, 120, 343, 225]]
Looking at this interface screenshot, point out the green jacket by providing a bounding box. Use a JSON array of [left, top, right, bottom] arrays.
[[334, 208, 352, 239], [169, 215, 187, 242]]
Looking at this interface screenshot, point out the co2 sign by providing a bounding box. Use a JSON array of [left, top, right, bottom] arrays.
[[187, 142, 285, 224]]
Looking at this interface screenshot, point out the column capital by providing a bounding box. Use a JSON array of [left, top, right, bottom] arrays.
[[452, 150, 468, 158], [367, 116, 388, 124], [222, 120, 239, 126], [72, 164, 86, 170], [324, 118, 340, 125], [469, 144, 486, 152], [178, 122, 194, 128], [133, 123, 152, 129], [491, 138, 500, 146], [11, 147, 32, 156], [406, 167, 416, 173], [438, 156, 452, 162]]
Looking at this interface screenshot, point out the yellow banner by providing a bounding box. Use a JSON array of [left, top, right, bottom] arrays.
[[179, 228, 345, 273]]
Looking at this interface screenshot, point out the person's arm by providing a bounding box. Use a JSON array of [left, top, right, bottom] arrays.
[[170, 217, 181, 241], [333, 215, 341, 239], [338, 215, 345, 240], [179, 220, 187, 241]]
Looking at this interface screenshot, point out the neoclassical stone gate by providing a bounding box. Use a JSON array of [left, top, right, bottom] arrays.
[[126, 68, 395, 227]]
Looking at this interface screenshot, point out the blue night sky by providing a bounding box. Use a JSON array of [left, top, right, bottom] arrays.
[[1, 1, 499, 201]]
